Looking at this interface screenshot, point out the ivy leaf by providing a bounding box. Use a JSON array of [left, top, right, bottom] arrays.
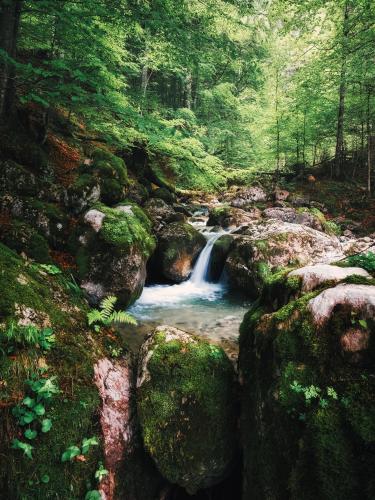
[[21, 411, 36, 425], [24, 429, 38, 440], [41, 474, 50, 484], [85, 491, 102, 500], [34, 403, 46, 416], [61, 445, 81, 462], [41, 418, 52, 433], [22, 397, 36, 408]]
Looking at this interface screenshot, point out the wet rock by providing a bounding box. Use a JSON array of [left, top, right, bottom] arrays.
[[137, 326, 237, 494], [289, 264, 371, 292], [225, 220, 343, 297], [209, 234, 234, 281], [156, 222, 206, 282]]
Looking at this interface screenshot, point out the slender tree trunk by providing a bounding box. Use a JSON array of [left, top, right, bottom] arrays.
[[334, 1, 350, 179], [185, 72, 192, 110], [367, 91, 373, 196], [141, 65, 149, 97], [274, 68, 280, 187], [0, 0, 23, 119]]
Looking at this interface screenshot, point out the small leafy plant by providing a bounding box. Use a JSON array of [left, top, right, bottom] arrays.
[[12, 376, 59, 458], [345, 252, 375, 273], [61, 436, 99, 462], [1, 322, 55, 353], [87, 296, 136, 332]]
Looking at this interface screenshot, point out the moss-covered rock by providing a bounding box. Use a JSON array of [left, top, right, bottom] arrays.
[[152, 187, 176, 204], [156, 222, 206, 282], [137, 326, 238, 494], [78, 203, 156, 306], [144, 198, 185, 233], [0, 160, 38, 196], [0, 220, 51, 263], [79, 148, 129, 206], [208, 205, 260, 228], [209, 234, 234, 281], [239, 281, 375, 500]]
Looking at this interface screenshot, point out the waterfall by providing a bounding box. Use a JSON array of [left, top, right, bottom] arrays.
[[189, 232, 223, 286]]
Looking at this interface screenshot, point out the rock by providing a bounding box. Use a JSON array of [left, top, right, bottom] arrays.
[[308, 284, 375, 326], [239, 281, 375, 500], [66, 174, 101, 214], [152, 187, 176, 204], [94, 357, 133, 500], [126, 180, 149, 205], [221, 185, 267, 208], [156, 222, 206, 282], [263, 207, 323, 231], [209, 234, 234, 281], [84, 208, 106, 232], [289, 264, 371, 292], [144, 198, 184, 232], [137, 326, 237, 494], [0, 160, 38, 196], [0, 220, 51, 263], [208, 205, 261, 228], [273, 188, 290, 201], [78, 204, 156, 306], [225, 220, 343, 297]]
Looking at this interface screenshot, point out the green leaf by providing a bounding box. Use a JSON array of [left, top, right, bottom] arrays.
[[41, 418, 52, 433], [22, 397, 36, 408], [22, 411, 36, 424], [85, 491, 102, 500], [12, 439, 34, 459], [61, 445, 81, 462], [81, 436, 99, 454], [41, 474, 50, 484], [359, 319, 368, 329], [24, 429, 38, 440], [34, 403, 46, 416]]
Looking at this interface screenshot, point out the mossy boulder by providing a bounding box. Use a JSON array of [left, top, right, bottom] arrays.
[[152, 187, 176, 204], [137, 326, 238, 494], [209, 234, 234, 281], [0, 160, 39, 196], [0, 219, 51, 263], [65, 173, 101, 214], [79, 148, 129, 206], [225, 220, 342, 298], [239, 282, 375, 500], [208, 205, 260, 228], [78, 203, 156, 306], [144, 198, 185, 232], [156, 222, 206, 282]]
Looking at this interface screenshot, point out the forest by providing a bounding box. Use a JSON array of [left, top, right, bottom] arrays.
[[0, 0, 374, 499]]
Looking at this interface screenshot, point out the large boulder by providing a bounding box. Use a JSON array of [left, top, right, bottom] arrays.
[[137, 326, 238, 494], [77, 204, 156, 306], [209, 234, 234, 281], [144, 198, 185, 232], [225, 220, 343, 297], [156, 222, 206, 282], [208, 205, 261, 228], [221, 185, 267, 208], [239, 281, 375, 500]]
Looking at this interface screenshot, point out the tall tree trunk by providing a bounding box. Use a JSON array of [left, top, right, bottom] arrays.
[[0, 0, 23, 119], [367, 91, 373, 196], [334, 1, 350, 179], [141, 65, 149, 97], [185, 72, 192, 109]]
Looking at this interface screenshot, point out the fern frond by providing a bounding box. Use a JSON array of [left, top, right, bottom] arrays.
[[87, 309, 103, 326], [100, 296, 117, 320], [108, 311, 137, 326]]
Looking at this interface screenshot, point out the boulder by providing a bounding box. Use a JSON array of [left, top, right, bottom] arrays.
[[137, 326, 237, 494], [221, 185, 267, 208], [263, 207, 323, 231], [78, 204, 156, 306], [239, 281, 375, 500], [289, 264, 371, 292], [144, 198, 184, 232], [208, 205, 261, 228], [0, 160, 38, 196], [156, 222, 206, 282], [152, 187, 176, 204], [225, 220, 343, 297], [209, 234, 234, 281]]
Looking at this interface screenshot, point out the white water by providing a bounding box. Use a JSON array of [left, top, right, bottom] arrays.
[[134, 230, 225, 307]]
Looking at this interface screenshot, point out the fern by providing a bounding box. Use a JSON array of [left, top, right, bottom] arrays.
[[87, 296, 137, 329]]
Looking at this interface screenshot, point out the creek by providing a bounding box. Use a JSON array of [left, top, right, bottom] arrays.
[[124, 213, 249, 360]]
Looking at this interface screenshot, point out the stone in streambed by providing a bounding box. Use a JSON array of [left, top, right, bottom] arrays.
[[156, 222, 206, 282], [137, 326, 237, 494]]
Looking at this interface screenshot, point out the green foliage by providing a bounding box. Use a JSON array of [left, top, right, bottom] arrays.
[[343, 252, 375, 274], [1, 322, 55, 353], [87, 295, 137, 330], [61, 436, 99, 462]]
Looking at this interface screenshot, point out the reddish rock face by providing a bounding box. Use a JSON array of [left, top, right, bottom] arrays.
[[94, 358, 133, 500], [340, 327, 370, 353]]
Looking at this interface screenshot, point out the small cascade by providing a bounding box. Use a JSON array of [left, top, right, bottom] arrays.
[[189, 232, 223, 285]]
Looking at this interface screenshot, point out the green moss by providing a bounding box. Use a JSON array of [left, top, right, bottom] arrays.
[[137, 331, 237, 494], [97, 204, 155, 257], [1, 220, 51, 263]]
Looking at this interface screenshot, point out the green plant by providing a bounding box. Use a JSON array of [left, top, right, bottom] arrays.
[[1, 322, 56, 353], [38, 264, 62, 275], [85, 491, 102, 500], [344, 252, 375, 273], [87, 296, 136, 331], [12, 439, 34, 459], [95, 462, 108, 482], [61, 436, 99, 462]]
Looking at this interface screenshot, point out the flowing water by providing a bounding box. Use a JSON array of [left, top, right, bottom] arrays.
[[123, 216, 250, 360]]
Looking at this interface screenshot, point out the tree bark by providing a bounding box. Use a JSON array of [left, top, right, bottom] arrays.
[[185, 72, 192, 110], [0, 0, 23, 118], [334, 1, 350, 179]]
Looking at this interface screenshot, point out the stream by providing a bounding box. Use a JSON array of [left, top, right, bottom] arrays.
[[124, 214, 250, 361]]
